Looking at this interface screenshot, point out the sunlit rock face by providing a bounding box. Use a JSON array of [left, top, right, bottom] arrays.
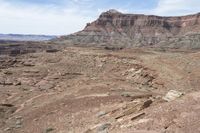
[[55, 10, 200, 49]]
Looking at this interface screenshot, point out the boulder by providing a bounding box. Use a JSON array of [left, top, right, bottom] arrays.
[[97, 123, 111, 132], [163, 90, 184, 102]]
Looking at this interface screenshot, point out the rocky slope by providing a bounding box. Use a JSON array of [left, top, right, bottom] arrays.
[[1, 46, 200, 133], [55, 9, 200, 49]]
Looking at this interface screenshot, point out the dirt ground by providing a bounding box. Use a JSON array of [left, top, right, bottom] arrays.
[[1, 46, 200, 133]]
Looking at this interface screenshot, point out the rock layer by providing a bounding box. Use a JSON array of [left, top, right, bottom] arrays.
[[55, 10, 200, 49]]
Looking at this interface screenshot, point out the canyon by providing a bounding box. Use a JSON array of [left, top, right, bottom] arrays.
[[1, 10, 200, 133]]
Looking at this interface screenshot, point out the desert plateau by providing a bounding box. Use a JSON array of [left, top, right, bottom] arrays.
[[1, 6, 200, 133]]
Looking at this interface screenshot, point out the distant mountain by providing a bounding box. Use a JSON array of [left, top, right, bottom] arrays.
[[0, 34, 57, 41], [54, 9, 200, 49]]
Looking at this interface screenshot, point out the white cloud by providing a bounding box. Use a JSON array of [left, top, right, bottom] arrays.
[[152, 0, 200, 16], [1, 0, 200, 35], [0, 0, 95, 35]]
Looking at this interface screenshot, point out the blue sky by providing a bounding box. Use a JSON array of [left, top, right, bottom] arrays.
[[0, 0, 200, 35]]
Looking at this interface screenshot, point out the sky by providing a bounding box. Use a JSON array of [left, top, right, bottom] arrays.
[[0, 0, 200, 35]]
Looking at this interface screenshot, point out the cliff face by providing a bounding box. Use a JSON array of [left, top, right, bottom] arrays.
[[56, 10, 200, 48]]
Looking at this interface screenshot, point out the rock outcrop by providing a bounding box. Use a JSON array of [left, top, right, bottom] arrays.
[[55, 9, 200, 49], [0, 41, 60, 56]]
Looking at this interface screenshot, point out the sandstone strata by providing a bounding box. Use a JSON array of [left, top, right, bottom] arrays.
[[55, 9, 200, 49]]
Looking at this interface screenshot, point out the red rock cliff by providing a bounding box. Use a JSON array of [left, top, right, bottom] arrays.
[[56, 10, 200, 49]]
